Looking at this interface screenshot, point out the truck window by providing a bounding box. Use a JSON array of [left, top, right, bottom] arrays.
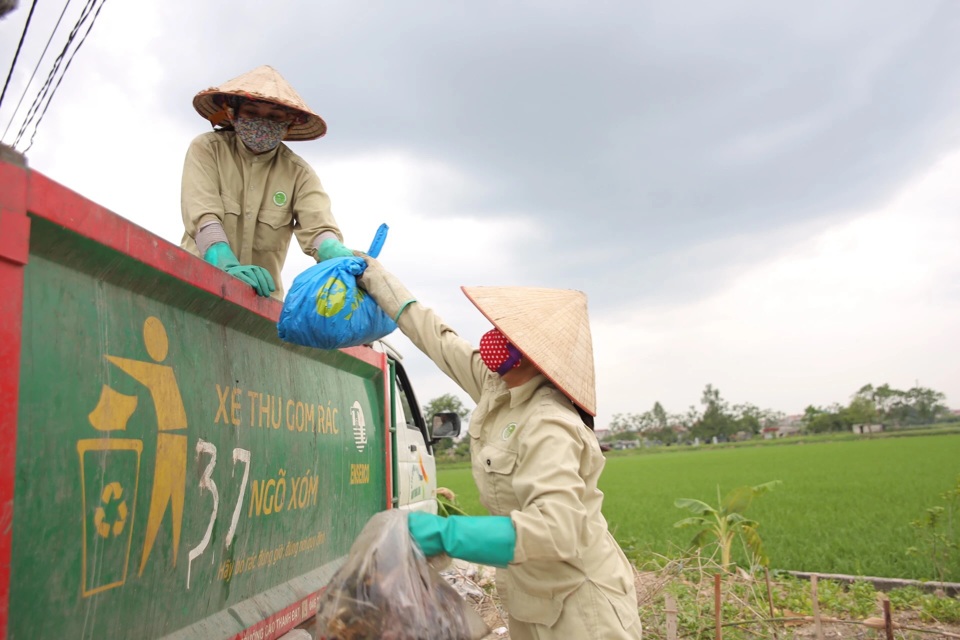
[[395, 374, 418, 431], [394, 364, 428, 442]]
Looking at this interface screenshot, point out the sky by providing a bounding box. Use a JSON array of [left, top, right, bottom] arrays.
[[2, 1, 959, 429]]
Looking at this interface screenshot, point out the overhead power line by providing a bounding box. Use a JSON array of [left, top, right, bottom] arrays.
[[2, 0, 75, 142], [12, 0, 108, 152], [0, 0, 39, 115]]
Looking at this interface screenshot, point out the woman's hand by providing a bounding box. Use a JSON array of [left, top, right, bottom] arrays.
[[352, 253, 416, 321]]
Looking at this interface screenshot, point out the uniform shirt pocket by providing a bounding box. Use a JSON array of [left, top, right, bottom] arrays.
[[220, 193, 241, 215], [219, 194, 242, 240], [479, 444, 517, 475], [477, 445, 519, 514], [253, 207, 294, 251]]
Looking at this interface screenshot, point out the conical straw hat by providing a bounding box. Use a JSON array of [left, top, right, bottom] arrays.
[[462, 286, 596, 416], [192, 65, 327, 140]]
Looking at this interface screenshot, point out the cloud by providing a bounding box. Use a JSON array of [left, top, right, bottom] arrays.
[[593, 149, 960, 426], [3, 0, 960, 432]]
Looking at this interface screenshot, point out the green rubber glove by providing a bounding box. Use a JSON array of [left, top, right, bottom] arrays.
[[408, 512, 516, 568], [317, 237, 355, 261], [203, 242, 276, 297]]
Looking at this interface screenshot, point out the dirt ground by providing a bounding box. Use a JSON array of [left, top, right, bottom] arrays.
[[774, 616, 960, 640], [445, 566, 960, 640]]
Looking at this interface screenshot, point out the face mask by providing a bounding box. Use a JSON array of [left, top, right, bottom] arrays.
[[479, 328, 522, 375], [233, 116, 289, 153]]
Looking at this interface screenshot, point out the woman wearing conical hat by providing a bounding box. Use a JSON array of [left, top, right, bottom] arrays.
[[357, 258, 643, 639], [180, 65, 355, 299]]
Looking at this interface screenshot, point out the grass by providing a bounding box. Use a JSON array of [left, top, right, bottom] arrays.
[[437, 433, 960, 581]]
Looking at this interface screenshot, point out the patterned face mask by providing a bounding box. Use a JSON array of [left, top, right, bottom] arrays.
[[479, 328, 522, 375], [233, 116, 289, 153]]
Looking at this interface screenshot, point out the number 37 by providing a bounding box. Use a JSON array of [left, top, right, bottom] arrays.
[[187, 439, 251, 588]]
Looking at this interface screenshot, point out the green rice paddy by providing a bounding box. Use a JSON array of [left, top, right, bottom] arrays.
[[436, 433, 960, 581]]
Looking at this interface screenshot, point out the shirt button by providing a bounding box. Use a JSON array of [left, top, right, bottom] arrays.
[[486, 459, 491, 466]]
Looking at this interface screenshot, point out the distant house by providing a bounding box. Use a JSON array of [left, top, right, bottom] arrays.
[[780, 414, 804, 427], [852, 423, 883, 434], [762, 424, 802, 439], [761, 414, 804, 439]]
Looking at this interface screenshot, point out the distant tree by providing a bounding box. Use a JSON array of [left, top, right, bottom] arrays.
[[701, 384, 723, 409], [843, 395, 878, 425], [609, 413, 640, 433], [860, 383, 900, 417], [731, 403, 764, 436], [609, 411, 661, 433], [693, 384, 735, 441], [680, 405, 701, 431], [761, 410, 786, 430], [905, 386, 948, 424], [652, 402, 669, 429], [648, 426, 679, 445], [853, 382, 948, 426], [802, 404, 849, 433]]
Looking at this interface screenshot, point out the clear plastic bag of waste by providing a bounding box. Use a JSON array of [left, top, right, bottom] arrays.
[[315, 510, 489, 640]]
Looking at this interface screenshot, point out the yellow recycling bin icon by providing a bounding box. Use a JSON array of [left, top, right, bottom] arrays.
[[94, 482, 128, 538], [78, 439, 142, 597], [79, 315, 187, 597]]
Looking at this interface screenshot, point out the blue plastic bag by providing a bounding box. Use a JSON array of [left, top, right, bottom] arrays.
[[277, 225, 397, 349]]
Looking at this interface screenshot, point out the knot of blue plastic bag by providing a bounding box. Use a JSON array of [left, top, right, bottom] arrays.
[[277, 256, 398, 349]]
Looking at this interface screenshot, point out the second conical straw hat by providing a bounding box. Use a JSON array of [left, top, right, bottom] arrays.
[[461, 286, 596, 416], [192, 65, 327, 140]]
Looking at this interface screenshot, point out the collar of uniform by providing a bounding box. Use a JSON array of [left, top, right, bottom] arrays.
[[231, 131, 282, 162], [508, 373, 547, 409]]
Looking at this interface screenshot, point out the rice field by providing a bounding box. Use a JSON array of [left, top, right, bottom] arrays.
[[436, 433, 960, 581]]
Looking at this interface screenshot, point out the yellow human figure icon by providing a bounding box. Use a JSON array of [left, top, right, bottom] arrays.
[[104, 316, 188, 576]]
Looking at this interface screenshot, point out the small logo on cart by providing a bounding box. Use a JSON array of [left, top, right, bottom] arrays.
[[350, 401, 367, 453]]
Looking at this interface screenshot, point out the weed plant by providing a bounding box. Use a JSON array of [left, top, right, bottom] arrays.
[[635, 555, 960, 640]]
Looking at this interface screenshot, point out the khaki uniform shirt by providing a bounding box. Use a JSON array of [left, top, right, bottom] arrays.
[[180, 131, 341, 298], [398, 303, 641, 638]]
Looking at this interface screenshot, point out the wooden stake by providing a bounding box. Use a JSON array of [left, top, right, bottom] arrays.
[[764, 567, 779, 640], [883, 597, 894, 640], [665, 593, 678, 640], [811, 574, 823, 640], [714, 573, 722, 640]]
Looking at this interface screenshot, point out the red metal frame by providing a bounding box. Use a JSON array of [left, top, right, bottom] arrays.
[[21, 169, 383, 367], [0, 160, 28, 640], [0, 158, 390, 638], [226, 590, 323, 640]]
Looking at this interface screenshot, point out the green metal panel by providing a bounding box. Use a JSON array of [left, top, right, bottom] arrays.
[[10, 218, 387, 638]]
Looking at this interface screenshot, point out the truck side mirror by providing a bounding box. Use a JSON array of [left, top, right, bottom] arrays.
[[430, 412, 461, 439]]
